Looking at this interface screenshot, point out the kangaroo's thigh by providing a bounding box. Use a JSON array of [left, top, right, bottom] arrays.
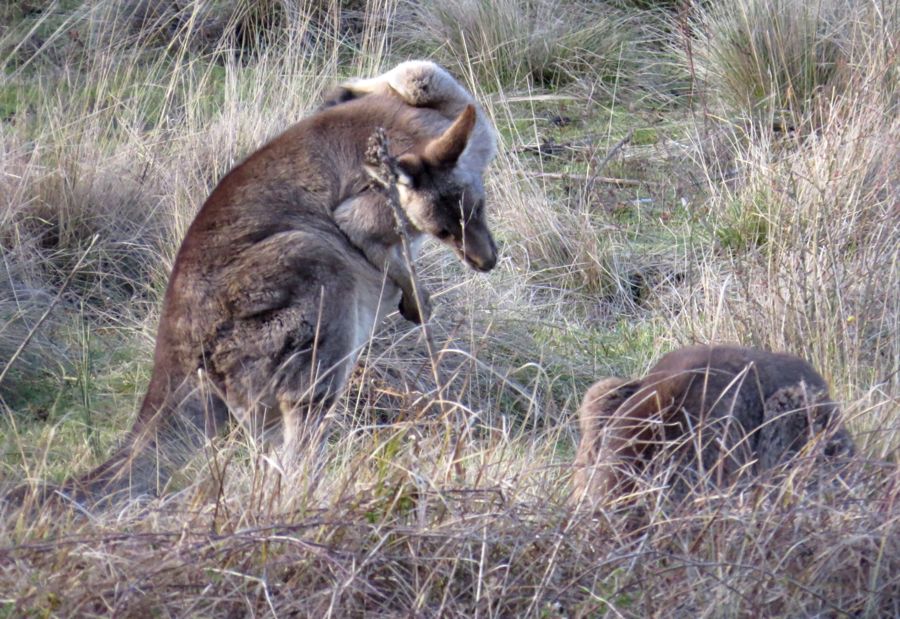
[[210, 232, 370, 429]]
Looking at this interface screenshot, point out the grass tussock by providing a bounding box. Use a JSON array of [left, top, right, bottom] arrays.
[[402, 0, 641, 89], [687, 0, 899, 125], [2, 0, 898, 616]]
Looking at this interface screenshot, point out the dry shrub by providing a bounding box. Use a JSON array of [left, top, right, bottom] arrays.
[[0, 265, 64, 399], [687, 0, 899, 124], [400, 0, 640, 88], [3, 138, 171, 313], [90, 0, 382, 56], [487, 144, 640, 303]]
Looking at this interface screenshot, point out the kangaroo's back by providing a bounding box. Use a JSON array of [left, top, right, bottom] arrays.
[[641, 345, 830, 432]]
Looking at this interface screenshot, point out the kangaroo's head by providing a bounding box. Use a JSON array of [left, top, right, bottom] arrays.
[[376, 105, 498, 272]]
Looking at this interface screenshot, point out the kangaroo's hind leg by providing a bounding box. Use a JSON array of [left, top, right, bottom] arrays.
[[211, 231, 383, 458]]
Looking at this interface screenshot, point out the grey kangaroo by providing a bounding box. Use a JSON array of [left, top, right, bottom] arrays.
[[40, 61, 498, 504], [573, 345, 856, 504]]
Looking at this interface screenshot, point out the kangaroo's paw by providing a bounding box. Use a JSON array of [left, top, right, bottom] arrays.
[[399, 288, 431, 324]]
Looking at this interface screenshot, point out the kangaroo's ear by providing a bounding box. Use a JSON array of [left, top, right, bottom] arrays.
[[424, 104, 476, 168]]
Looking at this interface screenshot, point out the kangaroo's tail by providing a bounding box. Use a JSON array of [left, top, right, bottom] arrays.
[[76, 382, 230, 506], [5, 379, 230, 511]]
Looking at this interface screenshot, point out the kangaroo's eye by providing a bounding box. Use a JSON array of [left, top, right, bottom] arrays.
[[436, 229, 452, 240]]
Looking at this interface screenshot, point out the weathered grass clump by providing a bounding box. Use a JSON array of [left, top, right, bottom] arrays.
[[402, 0, 641, 88], [665, 67, 899, 457], [687, 0, 898, 125]]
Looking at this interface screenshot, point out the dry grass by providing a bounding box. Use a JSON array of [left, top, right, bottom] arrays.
[[2, 1, 898, 616], [400, 0, 641, 89], [4, 425, 898, 616], [687, 0, 899, 125]]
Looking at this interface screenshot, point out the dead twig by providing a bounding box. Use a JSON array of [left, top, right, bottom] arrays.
[[364, 128, 465, 480], [363, 128, 433, 346], [532, 172, 648, 187], [593, 128, 633, 173]]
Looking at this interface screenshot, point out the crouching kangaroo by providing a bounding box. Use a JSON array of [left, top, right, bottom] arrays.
[[39, 62, 498, 505], [572, 345, 856, 505]]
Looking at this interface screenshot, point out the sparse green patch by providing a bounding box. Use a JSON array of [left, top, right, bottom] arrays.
[[1, 321, 149, 483], [714, 192, 770, 254], [578, 567, 634, 615], [0, 82, 39, 121]]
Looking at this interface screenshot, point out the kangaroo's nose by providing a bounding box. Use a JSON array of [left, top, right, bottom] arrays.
[[464, 236, 497, 272], [471, 251, 496, 272], [458, 224, 497, 272]]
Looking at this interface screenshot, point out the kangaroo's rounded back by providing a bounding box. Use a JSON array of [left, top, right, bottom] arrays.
[[572, 345, 857, 506]]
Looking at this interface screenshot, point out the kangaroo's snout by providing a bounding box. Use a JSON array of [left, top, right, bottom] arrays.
[[458, 224, 497, 272]]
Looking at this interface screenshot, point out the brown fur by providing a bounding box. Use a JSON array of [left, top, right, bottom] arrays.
[[572, 345, 856, 505], [48, 67, 498, 504]]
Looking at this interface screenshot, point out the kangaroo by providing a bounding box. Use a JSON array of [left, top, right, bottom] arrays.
[[35, 62, 498, 505], [572, 345, 856, 505]]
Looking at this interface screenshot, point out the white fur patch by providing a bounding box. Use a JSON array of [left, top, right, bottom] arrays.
[[341, 60, 497, 177]]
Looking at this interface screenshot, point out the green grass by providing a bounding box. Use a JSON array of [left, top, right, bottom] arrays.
[[714, 191, 771, 254], [1, 322, 149, 483]]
